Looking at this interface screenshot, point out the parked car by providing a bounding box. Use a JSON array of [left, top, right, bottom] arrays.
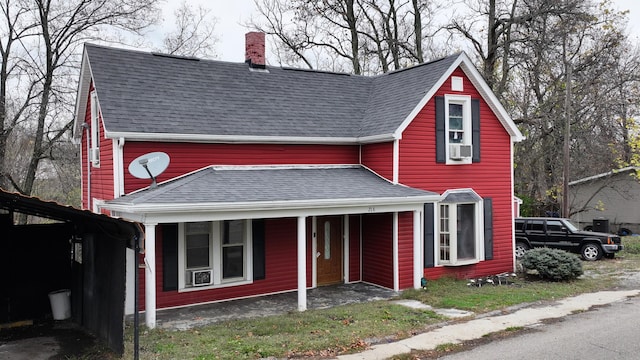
[[514, 217, 624, 261]]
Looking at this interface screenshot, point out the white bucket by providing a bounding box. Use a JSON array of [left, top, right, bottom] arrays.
[[48, 289, 71, 320]]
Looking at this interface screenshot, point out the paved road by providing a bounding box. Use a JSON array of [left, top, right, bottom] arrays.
[[439, 295, 640, 360]]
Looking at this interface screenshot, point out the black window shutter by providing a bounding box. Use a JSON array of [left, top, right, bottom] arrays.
[[252, 219, 266, 280], [424, 203, 435, 268], [483, 198, 494, 260], [435, 96, 446, 163], [472, 98, 481, 163], [162, 223, 178, 291]]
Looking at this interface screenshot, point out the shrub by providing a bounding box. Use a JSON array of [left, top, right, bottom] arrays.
[[622, 236, 640, 254], [521, 248, 583, 281]]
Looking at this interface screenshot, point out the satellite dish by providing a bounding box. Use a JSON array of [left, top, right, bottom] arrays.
[[128, 152, 170, 188]]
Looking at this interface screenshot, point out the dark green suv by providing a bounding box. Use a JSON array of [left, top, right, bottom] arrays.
[[514, 217, 624, 261]]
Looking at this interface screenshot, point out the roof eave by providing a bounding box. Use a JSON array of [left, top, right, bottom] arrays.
[[394, 52, 525, 143], [569, 166, 640, 186], [72, 48, 92, 140], [105, 131, 397, 144], [457, 53, 525, 142]]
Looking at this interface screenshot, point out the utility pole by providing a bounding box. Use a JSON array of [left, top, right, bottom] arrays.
[[562, 61, 572, 218]]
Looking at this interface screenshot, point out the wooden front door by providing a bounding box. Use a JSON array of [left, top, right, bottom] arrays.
[[317, 216, 343, 285]]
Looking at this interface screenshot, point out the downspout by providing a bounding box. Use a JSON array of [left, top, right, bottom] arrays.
[[82, 123, 91, 210], [117, 137, 125, 197]]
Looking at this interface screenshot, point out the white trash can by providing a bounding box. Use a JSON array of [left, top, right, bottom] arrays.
[[48, 289, 71, 320]]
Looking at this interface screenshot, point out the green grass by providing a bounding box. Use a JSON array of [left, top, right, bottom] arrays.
[[74, 239, 640, 359], [400, 274, 605, 313], [125, 302, 443, 359]]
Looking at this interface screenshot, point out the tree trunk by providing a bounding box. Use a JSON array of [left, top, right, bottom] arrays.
[[345, 0, 361, 74], [412, 0, 423, 63]]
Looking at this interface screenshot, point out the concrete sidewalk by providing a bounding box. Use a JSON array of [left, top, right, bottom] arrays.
[[337, 289, 640, 360]]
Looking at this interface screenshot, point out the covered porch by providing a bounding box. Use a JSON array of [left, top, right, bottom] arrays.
[[102, 165, 439, 329]]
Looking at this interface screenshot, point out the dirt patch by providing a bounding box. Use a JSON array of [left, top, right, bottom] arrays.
[[0, 319, 114, 360]]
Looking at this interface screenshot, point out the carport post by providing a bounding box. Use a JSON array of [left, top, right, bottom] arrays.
[[297, 216, 307, 311], [144, 223, 157, 328], [134, 231, 141, 360]]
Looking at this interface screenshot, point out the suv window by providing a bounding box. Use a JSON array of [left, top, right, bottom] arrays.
[[526, 220, 544, 233], [547, 220, 564, 232]]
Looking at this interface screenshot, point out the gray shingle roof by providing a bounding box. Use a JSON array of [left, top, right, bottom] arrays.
[[106, 166, 437, 206], [85, 44, 459, 140]]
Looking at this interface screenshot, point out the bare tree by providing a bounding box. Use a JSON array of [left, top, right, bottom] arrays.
[[447, 0, 580, 98], [161, 1, 218, 58], [508, 0, 638, 214], [0, 0, 159, 222], [0, 0, 39, 191], [248, 0, 443, 74]]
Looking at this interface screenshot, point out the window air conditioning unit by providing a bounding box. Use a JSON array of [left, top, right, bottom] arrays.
[[192, 269, 213, 286], [449, 144, 472, 160], [90, 147, 100, 166]]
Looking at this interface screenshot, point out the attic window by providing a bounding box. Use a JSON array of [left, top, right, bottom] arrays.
[[451, 76, 463, 91]]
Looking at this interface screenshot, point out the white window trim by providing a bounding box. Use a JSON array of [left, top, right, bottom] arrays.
[[177, 220, 253, 291], [89, 91, 101, 168], [436, 190, 485, 266], [444, 94, 472, 165]]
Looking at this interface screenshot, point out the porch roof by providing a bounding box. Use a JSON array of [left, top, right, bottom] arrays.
[[101, 165, 438, 221]]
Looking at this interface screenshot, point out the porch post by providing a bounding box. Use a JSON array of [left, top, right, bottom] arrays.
[[343, 214, 349, 283], [297, 216, 307, 311], [393, 212, 399, 292], [413, 209, 422, 289], [144, 223, 157, 329]]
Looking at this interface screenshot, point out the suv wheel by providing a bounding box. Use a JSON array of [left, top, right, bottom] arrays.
[[515, 241, 529, 259], [581, 243, 602, 261]]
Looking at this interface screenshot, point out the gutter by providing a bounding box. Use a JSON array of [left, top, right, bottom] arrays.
[[100, 195, 440, 214], [103, 131, 398, 145]]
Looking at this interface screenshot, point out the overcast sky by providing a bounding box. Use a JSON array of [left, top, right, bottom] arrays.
[[155, 0, 640, 63]]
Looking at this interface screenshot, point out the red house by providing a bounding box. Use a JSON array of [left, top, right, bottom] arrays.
[[73, 33, 524, 329]]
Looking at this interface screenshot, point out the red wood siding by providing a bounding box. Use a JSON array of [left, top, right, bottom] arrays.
[[81, 82, 114, 210], [348, 215, 361, 282], [397, 212, 414, 289], [361, 213, 393, 288], [150, 218, 299, 309], [399, 67, 514, 279], [122, 142, 360, 193], [361, 142, 394, 181]]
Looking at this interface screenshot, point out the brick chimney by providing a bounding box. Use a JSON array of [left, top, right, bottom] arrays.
[[245, 32, 265, 68]]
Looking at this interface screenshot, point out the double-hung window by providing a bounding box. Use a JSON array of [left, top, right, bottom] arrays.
[[448, 102, 465, 144], [179, 220, 252, 290], [435, 93, 480, 164], [185, 222, 211, 284], [445, 95, 472, 163], [222, 220, 245, 279]]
